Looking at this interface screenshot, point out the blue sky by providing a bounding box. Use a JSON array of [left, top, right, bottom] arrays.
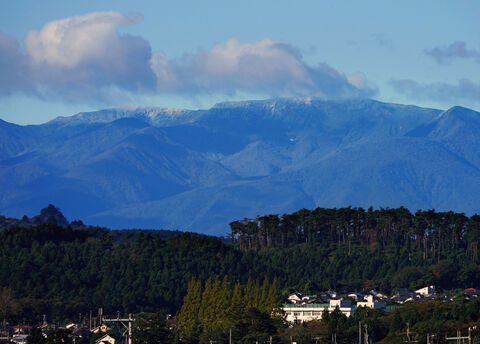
[[1, 0, 479, 124]]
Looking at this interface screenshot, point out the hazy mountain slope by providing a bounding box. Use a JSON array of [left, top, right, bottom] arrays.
[[86, 178, 315, 232], [87, 137, 480, 233], [407, 106, 480, 169], [295, 137, 480, 211], [3, 98, 479, 235]]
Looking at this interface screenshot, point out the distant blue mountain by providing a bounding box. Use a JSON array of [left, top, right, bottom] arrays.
[[1, 98, 479, 235]]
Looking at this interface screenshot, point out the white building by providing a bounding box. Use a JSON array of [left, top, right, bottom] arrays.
[[415, 285, 435, 296], [283, 299, 355, 324], [356, 295, 386, 310], [283, 303, 328, 323], [287, 292, 317, 304]]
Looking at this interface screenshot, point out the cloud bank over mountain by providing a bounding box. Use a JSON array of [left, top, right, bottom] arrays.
[[425, 41, 480, 64], [390, 78, 480, 103], [0, 11, 375, 103], [150, 37, 376, 99]]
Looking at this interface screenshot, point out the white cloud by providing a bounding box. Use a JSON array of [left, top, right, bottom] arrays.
[[0, 13, 375, 103], [150, 37, 376, 99], [0, 12, 155, 102], [25, 12, 142, 68]]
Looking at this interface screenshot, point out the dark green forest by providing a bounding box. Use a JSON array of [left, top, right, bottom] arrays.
[[1, 205, 480, 326]]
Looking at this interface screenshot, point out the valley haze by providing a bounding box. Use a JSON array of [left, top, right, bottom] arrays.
[[1, 98, 479, 235]]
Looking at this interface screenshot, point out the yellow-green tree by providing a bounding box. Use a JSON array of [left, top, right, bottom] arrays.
[[176, 278, 203, 342]]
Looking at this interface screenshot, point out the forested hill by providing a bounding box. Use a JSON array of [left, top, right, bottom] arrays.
[[0, 204, 185, 242], [229, 206, 480, 291], [229, 206, 480, 259], [1, 206, 480, 324]]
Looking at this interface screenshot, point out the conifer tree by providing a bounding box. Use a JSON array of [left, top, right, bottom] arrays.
[[215, 276, 232, 330], [253, 279, 262, 309], [176, 278, 203, 341], [228, 281, 245, 321], [198, 280, 213, 328], [243, 277, 256, 310], [265, 277, 282, 314], [259, 277, 270, 312]]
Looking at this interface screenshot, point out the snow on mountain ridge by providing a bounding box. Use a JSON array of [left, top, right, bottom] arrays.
[[48, 106, 203, 127]]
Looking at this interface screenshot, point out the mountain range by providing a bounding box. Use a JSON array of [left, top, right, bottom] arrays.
[[1, 98, 480, 235]]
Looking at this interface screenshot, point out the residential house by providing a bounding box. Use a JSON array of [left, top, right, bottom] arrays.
[[464, 288, 480, 297], [367, 290, 389, 300], [325, 290, 337, 298], [287, 292, 317, 304], [287, 292, 304, 304], [348, 292, 364, 301], [392, 288, 414, 303], [96, 334, 116, 344], [357, 295, 386, 310], [415, 285, 435, 297]]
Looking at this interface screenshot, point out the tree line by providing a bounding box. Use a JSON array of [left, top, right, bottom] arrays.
[[230, 207, 480, 262]]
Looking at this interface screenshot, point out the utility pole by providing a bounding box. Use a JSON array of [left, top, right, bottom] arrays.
[[128, 314, 132, 344], [103, 313, 135, 344], [402, 324, 418, 343], [445, 328, 472, 344]]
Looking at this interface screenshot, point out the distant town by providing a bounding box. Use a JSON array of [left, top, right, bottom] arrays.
[[283, 286, 480, 323], [1, 286, 479, 344]]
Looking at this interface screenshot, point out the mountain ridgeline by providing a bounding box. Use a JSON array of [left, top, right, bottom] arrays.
[[1, 99, 480, 234]]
